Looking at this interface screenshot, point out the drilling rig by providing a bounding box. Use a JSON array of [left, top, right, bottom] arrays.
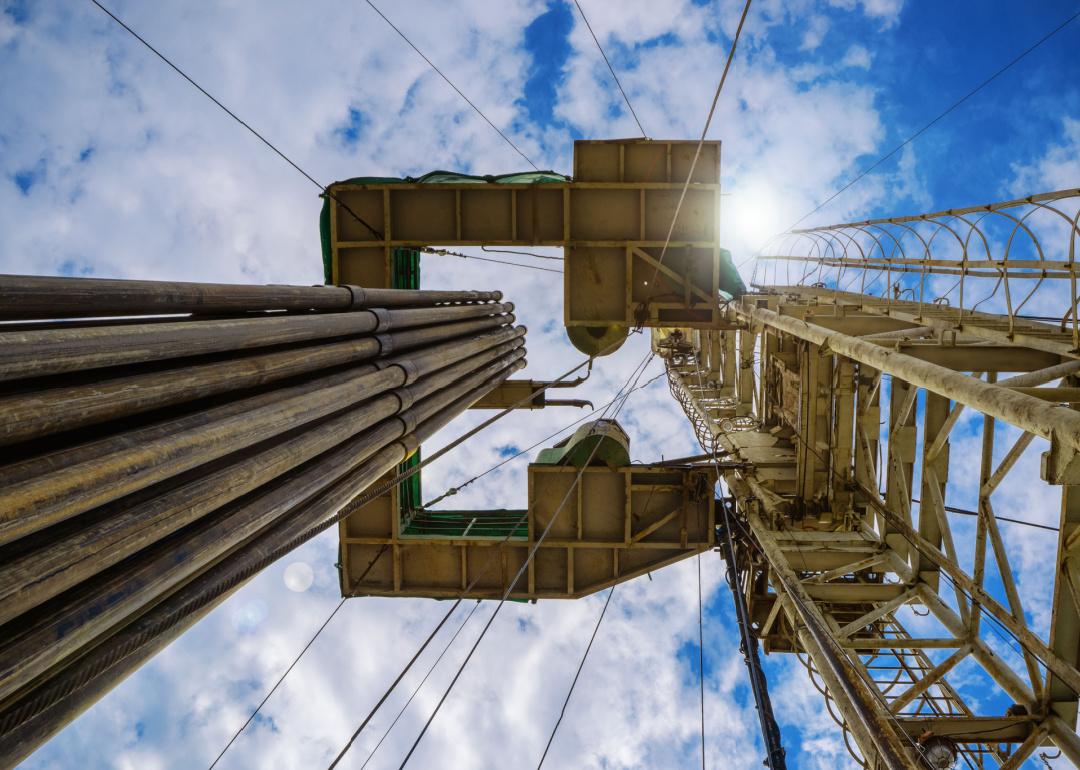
[[1, 138, 1079, 770]]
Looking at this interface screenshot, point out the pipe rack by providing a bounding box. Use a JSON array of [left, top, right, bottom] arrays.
[[0, 274, 522, 766]]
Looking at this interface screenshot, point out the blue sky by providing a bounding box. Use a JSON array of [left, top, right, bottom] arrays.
[[2, 0, 1079, 768]]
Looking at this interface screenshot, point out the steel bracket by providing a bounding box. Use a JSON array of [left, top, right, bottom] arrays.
[[1042, 436, 1080, 485]]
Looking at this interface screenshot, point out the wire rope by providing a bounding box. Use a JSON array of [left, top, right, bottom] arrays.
[[783, 7, 1080, 234], [681, 357, 787, 769], [334, 343, 629, 523], [357, 600, 485, 769], [421, 369, 666, 509], [364, 0, 540, 171], [325, 602, 463, 768], [91, 0, 564, 280], [88, 0, 384, 241], [423, 247, 563, 274], [571, 0, 648, 138], [481, 246, 564, 262], [739, 6, 1080, 270], [697, 553, 706, 770], [909, 497, 1059, 533], [535, 586, 616, 768], [207, 598, 348, 770], [641, 0, 752, 302]]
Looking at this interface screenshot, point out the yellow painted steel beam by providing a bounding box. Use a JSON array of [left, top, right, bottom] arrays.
[[326, 140, 725, 355], [468, 379, 590, 410], [339, 464, 714, 600]]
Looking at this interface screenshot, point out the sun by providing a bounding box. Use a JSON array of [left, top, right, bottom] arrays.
[[723, 181, 786, 254]]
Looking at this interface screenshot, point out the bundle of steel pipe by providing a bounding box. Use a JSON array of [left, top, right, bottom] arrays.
[[0, 274, 525, 766]]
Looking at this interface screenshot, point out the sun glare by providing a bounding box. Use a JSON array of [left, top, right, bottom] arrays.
[[725, 183, 785, 252]]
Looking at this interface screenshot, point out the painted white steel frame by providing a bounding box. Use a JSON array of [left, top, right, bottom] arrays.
[[660, 285, 1080, 769]]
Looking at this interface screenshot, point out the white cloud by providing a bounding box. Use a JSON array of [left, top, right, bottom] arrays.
[[840, 43, 872, 69], [827, 0, 905, 28], [800, 15, 830, 51], [1011, 117, 1080, 194]]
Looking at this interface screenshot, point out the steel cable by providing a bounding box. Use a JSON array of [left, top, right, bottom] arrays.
[[326, 601, 463, 769], [739, 7, 1080, 271], [365, 0, 540, 171], [536, 586, 616, 768], [207, 599, 347, 769], [697, 553, 706, 770], [420, 369, 665, 509], [357, 600, 485, 769], [571, 0, 648, 138], [642, 0, 752, 302], [677, 357, 786, 769], [783, 7, 1080, 235], [91, 0, 562, 280], [423, 248, 563, 274], [89, 0, 384, 241]]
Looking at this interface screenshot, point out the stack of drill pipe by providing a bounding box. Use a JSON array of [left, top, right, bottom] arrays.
[[0, 274, 526, 765]]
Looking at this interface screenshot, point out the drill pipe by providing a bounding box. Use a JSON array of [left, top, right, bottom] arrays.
[[0, 316, 517, 543], [0, 276, 521, 765], [0, 352, 527, 703], [0, 307, 514, 445], [0, 324, 524, 487], [0, 361, 521, 768], [0, 301, 513, 382], [0, 273, 501, 317], [0, 338, 527, 624]]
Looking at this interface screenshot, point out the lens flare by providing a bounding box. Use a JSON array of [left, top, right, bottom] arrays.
[[725, 183, 785, 253]]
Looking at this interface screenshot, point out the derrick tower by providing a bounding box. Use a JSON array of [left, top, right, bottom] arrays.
[[322, 140, 1080, 769], [1, 138, 1078, 770]]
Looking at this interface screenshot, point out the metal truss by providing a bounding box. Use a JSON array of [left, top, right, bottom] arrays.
[[659, 281, 1080, 769], [754, 188, 1080, 350]]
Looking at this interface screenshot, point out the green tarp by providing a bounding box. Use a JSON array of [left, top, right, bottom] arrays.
[[719, 247, 746, 299], [391, 248, 423, 515]]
